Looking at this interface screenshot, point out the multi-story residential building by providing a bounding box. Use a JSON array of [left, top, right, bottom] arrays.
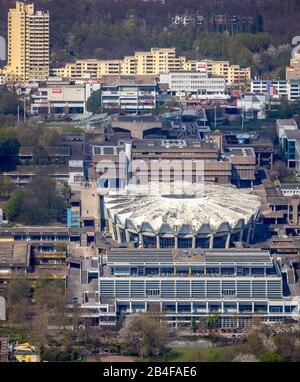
[[67, 248, 300, 328], [50, 48, 193, 79], [50, 48, 250, 86], [198, 60, 251, 86], [4, 1, 49, 82], [159, 71, 226, 96]]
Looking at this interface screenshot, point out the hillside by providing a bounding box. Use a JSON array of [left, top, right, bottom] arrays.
[[0, 0, 299, 77]]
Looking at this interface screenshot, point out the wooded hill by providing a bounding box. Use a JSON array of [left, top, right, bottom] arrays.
[[0, 0, 299, 77]]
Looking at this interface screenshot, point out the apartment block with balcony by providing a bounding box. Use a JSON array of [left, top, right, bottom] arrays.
[[4, 1, 49, 82], [202, 60, 251, 86], [50, 48, 250, 88]]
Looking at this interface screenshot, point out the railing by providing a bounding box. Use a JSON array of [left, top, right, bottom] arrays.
[[109, 272, 279, 278]]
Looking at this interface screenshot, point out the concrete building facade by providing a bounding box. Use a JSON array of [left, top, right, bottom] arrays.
[[159, 71, 226, 96], [4, 1, 49, 82], [67, 249, 300, 328], [50, 49, 250, 86]]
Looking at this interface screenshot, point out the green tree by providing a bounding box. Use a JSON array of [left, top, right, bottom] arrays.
[[87, 90, 102, 114], [4, 189, 24, 221], [20, 176, 67, 225]]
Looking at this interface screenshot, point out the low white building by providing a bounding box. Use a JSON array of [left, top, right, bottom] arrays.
[[237, 93, 269, 119], [69, 160, 85, 184], [276, 119, 298, 141], [159, 71, 226, 97]]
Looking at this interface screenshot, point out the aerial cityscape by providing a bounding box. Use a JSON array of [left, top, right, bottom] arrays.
[[1, 0, 300, 366]]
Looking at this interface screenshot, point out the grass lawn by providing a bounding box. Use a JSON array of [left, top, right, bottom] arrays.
[[136, 345, 238, 362]]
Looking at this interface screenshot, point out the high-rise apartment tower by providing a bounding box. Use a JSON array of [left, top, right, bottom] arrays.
[[5, 1, 49, 82]]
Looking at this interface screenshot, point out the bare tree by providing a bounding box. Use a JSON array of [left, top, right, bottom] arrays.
[[119, 313, 170, 358]]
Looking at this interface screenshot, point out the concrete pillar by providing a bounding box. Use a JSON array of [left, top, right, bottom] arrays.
[[192, 235, 196, 249], [225, 234, 231, 249], [175, 236, 178, 249], [209, 235, 214, 249], [156, 236, 160, 249], [139, 233, 143, 247], [125, 229, 130, 242], [116, 226, 122, 243]]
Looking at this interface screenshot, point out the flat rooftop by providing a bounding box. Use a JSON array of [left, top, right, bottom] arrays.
[[277, 119, 298, 128], [285, 130, 300, 140], [101, 75, 157, 87], [225, 147, 255, 157], [132, 139, 217, 151], [106, 248, 274, 266], [0, 242, 29, 267]]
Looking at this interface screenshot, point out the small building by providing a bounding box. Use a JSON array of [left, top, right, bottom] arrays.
[[237, 93, 269, 120], [69, 160, 85, 185]]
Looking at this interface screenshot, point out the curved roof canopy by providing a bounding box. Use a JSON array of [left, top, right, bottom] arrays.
[[105, 182, 261, 235]]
